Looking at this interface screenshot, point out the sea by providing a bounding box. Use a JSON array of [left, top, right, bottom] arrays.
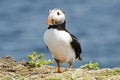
[[0, 0, 120, 68]]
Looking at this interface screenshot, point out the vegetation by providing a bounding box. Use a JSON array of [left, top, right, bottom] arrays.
[[44, 78, 61, 80], [28, 51, 53, 67], [80, 61, 99, 70]]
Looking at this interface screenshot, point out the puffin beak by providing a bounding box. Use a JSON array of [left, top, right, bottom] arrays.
[[47, 15, 52, 25], [52, 18, 57, 24], [47, 15, 57, 26]]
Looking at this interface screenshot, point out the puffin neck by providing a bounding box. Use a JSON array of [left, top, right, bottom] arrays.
[[48, 21, 66, 30]]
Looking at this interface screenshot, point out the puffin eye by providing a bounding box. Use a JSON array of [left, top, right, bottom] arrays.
[[57, 12, 60, 15]]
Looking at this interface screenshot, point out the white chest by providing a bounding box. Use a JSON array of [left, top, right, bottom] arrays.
[[44, 29, 72, 47], [43, 29, 75, 62]]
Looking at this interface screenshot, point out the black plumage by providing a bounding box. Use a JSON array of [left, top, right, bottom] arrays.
[[70, 34, 82, 60]]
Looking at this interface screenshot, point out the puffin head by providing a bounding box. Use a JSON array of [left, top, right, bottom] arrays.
[[47, 8, 65, 26]]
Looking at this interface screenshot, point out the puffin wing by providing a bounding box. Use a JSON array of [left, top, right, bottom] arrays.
[[70, 34, 82, 60]]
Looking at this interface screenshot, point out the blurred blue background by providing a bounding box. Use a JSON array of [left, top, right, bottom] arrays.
[[0, 0, 120, 68]]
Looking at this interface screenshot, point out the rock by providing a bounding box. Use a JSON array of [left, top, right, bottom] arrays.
[[0, 56, 120, 80]]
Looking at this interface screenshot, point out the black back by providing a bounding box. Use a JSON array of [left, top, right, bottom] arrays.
[[69, 33, 82, 60]]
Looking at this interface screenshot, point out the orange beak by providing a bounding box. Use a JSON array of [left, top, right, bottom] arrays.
[[47, 15, 52, 25]]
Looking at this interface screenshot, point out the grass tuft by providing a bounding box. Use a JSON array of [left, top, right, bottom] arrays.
[[28, 51, 53, 67], [80, 61, 99, 70]]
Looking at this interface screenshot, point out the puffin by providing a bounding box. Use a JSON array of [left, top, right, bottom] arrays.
[[43, 8, 82, 73]]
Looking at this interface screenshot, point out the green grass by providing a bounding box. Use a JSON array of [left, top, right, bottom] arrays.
[[28, 51, 53, 67], [44, 78, 61, 80], [80, 61, 99, 70]]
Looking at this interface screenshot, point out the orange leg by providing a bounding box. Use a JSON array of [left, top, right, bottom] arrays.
[[69, 63, 72, 72], [57, 61, 61, 73], [55, 59, 61, 73]]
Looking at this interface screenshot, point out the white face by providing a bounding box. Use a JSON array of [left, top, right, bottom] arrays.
[[47, 8, 65, 25]]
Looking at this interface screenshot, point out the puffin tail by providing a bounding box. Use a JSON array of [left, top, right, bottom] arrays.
[[79, 56, 82, 61]]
